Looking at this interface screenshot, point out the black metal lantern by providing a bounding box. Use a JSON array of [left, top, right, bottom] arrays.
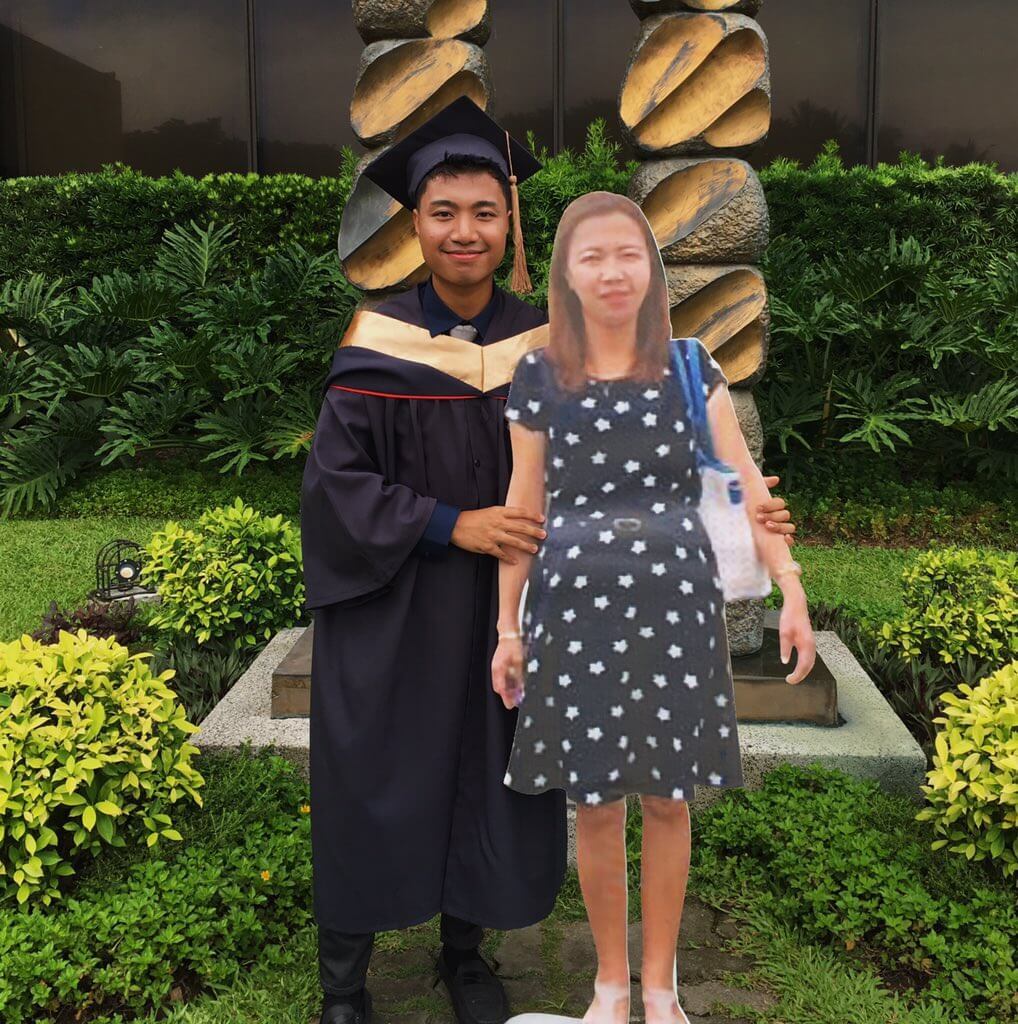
[[91, 540, 157, 601]]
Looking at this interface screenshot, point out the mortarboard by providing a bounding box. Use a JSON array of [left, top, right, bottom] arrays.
[[362, 95, 540, 294]]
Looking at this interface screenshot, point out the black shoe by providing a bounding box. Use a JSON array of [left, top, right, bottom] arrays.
[[434, 949, 510, 1024], [319, 989, 372, 1024]]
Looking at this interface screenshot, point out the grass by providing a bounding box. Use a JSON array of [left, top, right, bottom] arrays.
[[0, 514, 921, 643], [720, 907, 958, 1024], [0, 516, 198, 641], [767, 540, 916, 625], [126, 818, 971, 1024]]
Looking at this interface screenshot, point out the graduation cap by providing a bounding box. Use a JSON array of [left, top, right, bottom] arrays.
[[362, 95, 540, 294]]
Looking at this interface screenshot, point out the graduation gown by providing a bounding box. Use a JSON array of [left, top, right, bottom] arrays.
[[301, 283, 567, 933]]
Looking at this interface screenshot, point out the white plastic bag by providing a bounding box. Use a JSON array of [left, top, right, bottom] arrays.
[[671, 338, 772, 602]]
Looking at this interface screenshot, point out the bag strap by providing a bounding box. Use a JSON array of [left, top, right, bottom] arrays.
[[669, 338, 714, 465]]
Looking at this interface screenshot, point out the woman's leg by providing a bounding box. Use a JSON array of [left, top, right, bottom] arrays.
[[638, 795, 692, 1022], [575, 797, 631, 1021]]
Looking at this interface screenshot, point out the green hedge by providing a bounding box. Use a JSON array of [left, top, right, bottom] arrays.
[[3, 141, 1014, 289], [762, 144, 1017, 276], [0, 160, 354, 285]]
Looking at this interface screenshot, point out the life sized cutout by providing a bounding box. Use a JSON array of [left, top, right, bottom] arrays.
[[501, 194, 739, 1024]]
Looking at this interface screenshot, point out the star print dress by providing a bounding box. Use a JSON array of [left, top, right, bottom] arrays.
[[502, 339, 746, 806]]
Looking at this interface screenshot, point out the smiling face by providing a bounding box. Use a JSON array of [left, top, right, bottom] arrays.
[[565, 211, 653, 329], [411, 169, 510, 288]]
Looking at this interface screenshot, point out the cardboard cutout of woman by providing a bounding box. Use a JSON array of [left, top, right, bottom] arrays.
[[491, 192, 816, 1024]]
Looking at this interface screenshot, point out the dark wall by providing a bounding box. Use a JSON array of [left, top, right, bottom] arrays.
[[1, 0, 1016, 178]]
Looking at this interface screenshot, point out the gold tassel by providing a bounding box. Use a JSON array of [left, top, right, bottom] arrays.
[[506, 130, 533, 294]]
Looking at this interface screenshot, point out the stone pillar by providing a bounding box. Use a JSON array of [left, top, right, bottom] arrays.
[[622, 1, 771, 654], [339, 1, 493, 293]]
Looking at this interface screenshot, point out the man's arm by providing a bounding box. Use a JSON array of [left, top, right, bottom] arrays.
[[300, 388, 437, 609], [414, 500, 461, 558]]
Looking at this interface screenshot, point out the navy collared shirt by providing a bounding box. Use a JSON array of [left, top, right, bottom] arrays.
[[414, 277, 501, 558], [418, 275, 500, 341]]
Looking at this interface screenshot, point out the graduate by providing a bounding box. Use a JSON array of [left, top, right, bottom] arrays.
[[301, 97, 564, 1024], [300, 96, 797, 1024]]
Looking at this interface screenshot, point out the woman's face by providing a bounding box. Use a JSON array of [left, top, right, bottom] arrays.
[[565, 211, 653, 330]]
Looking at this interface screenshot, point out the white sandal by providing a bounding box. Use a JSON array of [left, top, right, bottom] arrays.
[[640, 986, 691, 1024], [581, 979, 631, 1024]]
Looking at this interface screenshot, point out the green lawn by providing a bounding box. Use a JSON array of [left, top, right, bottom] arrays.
[[0, 515, 919, 643], [0, 517, 198, 641], [0, 515, 1006, 643]]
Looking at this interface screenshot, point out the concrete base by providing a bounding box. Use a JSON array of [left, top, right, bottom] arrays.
[[194, 613, 928, 864], [271, 616, 839, 725], [196, 627, 312, 776], [506, 1017, 580, 1024]]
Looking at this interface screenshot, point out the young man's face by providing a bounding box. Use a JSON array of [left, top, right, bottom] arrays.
[[412, 170, 510, 288]]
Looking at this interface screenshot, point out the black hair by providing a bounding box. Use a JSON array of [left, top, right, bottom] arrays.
[[413, 154, 512, 211]]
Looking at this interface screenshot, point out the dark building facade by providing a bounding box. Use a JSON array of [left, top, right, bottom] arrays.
[[1, 0, 1016, 179]]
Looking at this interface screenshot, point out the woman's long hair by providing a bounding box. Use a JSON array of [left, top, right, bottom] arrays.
[[546, 191, 672, 392]]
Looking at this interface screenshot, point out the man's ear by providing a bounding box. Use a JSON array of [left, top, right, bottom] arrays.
[[411, 208, 419, 237]]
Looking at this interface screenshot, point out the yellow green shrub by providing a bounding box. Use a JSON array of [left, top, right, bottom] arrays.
[[142, 498, 304, 647], [879, 546, 1018, 667], [0, 630, 204, 906], [917, 660, 1018, 877]]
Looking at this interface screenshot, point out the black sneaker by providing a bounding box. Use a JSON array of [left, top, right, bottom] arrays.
[[319, 989, 373, 1024], [435, 949, 510, 1024]]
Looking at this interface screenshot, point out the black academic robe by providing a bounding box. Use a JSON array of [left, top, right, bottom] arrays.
[[301, 284, 567, 933]]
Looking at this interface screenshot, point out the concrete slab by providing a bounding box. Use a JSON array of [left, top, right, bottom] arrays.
[[194, 627, 310, 774], [271, 613, 840, 724], [194, 613, 928, 864]]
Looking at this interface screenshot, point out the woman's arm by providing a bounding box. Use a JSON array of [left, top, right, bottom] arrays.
[[497, 422, 547, 635], [491, 422, 547, 708]]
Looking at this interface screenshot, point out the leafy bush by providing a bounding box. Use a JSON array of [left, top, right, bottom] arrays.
[[879, 547, 1018, 667], [0, 630, 204, 907], [917, 661, 1018, 878], [693, 763, 1018, 1022], [0, 220, 359, 516], [761, 230, 1018, 487], [147, 634, 265, 724], [0, 747, 312, 1024], [142, 499, 305, 646], [30, 596, 145, 648], [812, 600, 999, 759]]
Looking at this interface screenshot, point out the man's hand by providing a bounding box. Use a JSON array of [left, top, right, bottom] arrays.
[[451, 506, 547, 563], [757, 474, 797, 547]]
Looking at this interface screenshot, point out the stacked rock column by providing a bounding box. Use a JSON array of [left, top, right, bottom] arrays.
[[339, 1, 493, 293], [622, 0, 772, 655]]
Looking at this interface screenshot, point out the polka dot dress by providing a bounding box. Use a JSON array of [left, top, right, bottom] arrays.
[[502, 339, 745, 806]]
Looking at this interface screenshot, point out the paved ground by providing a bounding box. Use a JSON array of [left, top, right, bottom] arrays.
[[360, 894, 778, 1024]]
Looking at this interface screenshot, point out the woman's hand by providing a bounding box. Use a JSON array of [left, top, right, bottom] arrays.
[[778, 586, 816, 685], [492, 636, 526, 709]]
